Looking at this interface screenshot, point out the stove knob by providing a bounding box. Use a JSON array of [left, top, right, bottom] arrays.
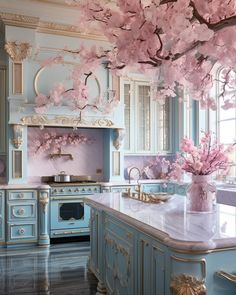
[[60, 189, 64, 193], [68, 189, 72, 192], [75, 188, 79, 192], [82, 188, 85, 192], [88, 188, 92, 192], [53, 189, 57, 194]]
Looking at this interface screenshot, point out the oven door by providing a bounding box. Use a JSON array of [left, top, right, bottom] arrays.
[[50, 196, 90, 230]]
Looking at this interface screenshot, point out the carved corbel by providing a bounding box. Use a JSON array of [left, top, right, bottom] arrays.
[[12, 124, 23, 149], [4, 41, 31, 62], [39, 191, 49, 212], [170, 274, 206, 295], [113, 128, 125, 150]]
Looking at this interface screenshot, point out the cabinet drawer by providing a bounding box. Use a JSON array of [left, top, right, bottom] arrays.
[[8, 203, 36, 221], [7, 223, 37, 242], [8, 190, 37, 201]]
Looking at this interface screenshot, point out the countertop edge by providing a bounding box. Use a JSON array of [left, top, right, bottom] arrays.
[[84, 196, 226, 252]]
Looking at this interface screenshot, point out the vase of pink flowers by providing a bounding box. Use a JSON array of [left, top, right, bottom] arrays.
[[187, 174, 216, 213], [169, 131, 235, 213]]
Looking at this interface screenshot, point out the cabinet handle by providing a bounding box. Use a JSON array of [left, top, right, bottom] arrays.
[[216, 271, 236, 283], [18, 228, 25, 235], [17, 208, 25, 215]]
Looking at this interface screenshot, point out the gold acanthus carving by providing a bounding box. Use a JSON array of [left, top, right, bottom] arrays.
[[5, 41, 32, 62], [170, 274, 206, 295], [0, 12, 106, 41], [39, 191, 49, 212], [20, 115, 115, 128]]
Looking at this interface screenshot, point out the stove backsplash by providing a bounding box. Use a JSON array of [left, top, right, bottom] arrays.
[[27, 127, 104, 183]]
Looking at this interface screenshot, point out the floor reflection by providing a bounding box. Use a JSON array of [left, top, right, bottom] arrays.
[[0, 242, 97, 295]]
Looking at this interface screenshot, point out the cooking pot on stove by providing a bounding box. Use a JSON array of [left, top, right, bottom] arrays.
[[54, 171, 71, 182]]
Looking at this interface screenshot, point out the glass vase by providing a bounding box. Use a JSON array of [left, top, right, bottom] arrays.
[[187, 174, 216, 213]]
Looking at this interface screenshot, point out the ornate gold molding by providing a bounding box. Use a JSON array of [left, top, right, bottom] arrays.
[[20, 115, 115, 128], [0, 12, 39, 29], [5, 41, 32, 62], [0, 12, 106, 41], [170, 274, 206, 295], [12, 124, 23, 149]]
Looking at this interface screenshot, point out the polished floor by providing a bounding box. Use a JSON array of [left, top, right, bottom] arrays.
[[0, 242, 98, 295]]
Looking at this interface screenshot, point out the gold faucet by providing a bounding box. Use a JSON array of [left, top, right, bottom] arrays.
[[128, 166, 141, 184], [128, 167, 143, 200]]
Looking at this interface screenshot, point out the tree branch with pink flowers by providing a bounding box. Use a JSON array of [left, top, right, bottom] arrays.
[[64, 0, 236, 110], [35, 47, 119, 115]]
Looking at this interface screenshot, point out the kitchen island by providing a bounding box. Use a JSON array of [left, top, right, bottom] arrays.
[[84, 193, 236, 295]]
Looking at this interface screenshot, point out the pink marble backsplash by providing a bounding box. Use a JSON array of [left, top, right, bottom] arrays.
[[27, 127, 104, 183]]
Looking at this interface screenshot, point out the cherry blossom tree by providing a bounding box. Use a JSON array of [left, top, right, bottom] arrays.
[[35, 49, 119, 114], [65, 0, 236, 110]]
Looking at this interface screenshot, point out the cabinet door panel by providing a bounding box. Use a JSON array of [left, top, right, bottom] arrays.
[[104, 230, 134, 295], [136, 84, 151, 152], [151, 245, 165, 295], [8, 203, 36, 221]]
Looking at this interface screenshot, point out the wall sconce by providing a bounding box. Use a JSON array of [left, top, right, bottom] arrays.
[[12, 124, 23, 149], [113, 128, 125, 150]]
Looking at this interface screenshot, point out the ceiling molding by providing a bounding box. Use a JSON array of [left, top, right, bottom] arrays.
[[33, 0, 74, 7], [0, 12, 106, 41]]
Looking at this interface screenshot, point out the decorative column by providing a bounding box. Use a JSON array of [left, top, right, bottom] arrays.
[[38, 186, 50, 247], [4, 41, 31, 95]]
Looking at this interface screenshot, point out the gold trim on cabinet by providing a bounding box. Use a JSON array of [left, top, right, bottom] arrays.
[[171, 256, 206, 281], [12, 62, 23, 95], [12, 150, 23, 179], [216, 271, 236, 284], [170, 274, 206, 295], [170, 255, 207, 295], [20, 115, 115, 128]]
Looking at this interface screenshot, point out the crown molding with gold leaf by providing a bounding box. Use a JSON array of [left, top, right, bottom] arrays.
[[0, 12, 106, 41], [20, 115, 115, 128]]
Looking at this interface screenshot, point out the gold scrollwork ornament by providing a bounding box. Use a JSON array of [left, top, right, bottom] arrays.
[[170, 274, 206, 295]]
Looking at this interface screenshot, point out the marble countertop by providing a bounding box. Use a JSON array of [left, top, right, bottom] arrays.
[[84, 193, 236, 251], [0, 183, 51, 189]]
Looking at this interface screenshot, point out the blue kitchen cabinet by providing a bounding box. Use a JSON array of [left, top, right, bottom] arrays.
[[103, 215, 135, 295], [0, 190, 4, 243], [138, 234, 165, 295], [88, 203, 236, 295], [90, 208, 103, 280], [142, 184, 161, 193], [6, 190, 38, 245]]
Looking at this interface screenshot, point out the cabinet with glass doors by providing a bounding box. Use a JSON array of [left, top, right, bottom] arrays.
[[121, 77, 171, 154]]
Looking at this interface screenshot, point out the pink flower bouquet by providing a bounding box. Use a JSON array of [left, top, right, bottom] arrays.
[[169, 131, 235, 182]]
